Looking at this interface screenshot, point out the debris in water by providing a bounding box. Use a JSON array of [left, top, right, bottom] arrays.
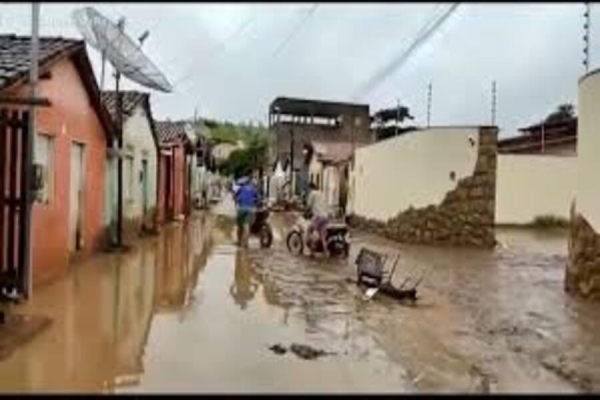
[[290, 343, 333, 360], [269, 344, 287, 355], [268, 343, 334, 360]]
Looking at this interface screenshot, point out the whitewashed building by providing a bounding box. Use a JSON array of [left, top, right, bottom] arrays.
[[102, 91, 160, 243]]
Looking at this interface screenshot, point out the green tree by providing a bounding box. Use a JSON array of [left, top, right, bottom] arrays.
[[219, 134, 268, 179], [545, 103, 575, 123]]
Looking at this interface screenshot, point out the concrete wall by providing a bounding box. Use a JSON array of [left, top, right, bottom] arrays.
[[323, 165, 340, 211], [575, 71, 600, 231], [7, 57, 109, 286], [566, 69, 600, 298], [349, 126, 498, 247], [496, 154, 576, 225], [351, 127, 481, 221]]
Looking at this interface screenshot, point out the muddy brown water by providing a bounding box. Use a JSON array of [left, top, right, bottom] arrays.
[[0, 196, 598, 393]]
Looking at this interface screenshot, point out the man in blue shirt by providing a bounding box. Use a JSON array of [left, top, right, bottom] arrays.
[[234, 176, 258, 248]]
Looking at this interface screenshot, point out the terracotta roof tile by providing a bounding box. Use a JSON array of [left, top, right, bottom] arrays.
[[101, 90, 148, 123], [0, 34, 81, 90], [155, 120, 187, 145]]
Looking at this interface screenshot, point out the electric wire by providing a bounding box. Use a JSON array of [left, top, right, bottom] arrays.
[[171, 12, 258, 90], [352, 3, 460, 101], [271, 4, 319, 58]]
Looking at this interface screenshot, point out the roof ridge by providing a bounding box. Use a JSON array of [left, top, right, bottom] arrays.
[[0, 33, 82, 43], [101, 89, 150, 96]]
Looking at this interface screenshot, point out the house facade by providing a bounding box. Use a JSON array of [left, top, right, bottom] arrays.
[[268, 97, 372, 196], [308, 141, 355, 217], [101, 91, 159, 244], [0, 35, 115, 286], [497, 118, 577, 156], [155, 121, 190, 223]]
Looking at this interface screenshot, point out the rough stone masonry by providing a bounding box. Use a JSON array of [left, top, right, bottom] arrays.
[[348, 127, 498, 248], [566, 205, 600, 299]]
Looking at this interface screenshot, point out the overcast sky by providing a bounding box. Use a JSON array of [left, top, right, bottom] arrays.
[[0, 2, 596, 137]]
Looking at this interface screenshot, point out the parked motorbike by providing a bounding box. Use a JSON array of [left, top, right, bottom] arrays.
[[286, 212, 350, 258], [249, 202, 274, 248]]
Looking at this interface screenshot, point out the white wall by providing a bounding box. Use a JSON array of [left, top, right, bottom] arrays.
[[323, 165, 340, 210], [496, 154, 576, 225], [577, 70, 600, 231], [350, 127, 480, 221], [122, 105, 158, 220]]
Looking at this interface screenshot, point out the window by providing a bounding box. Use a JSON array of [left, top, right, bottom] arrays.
[[35, 134, 54, 204], [125, 155, 135, 201]]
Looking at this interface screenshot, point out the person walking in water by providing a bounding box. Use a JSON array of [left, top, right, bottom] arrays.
[[234, 175, 258, 248]]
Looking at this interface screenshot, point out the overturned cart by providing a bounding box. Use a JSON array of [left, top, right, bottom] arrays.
[[354, 247, 428, 303]]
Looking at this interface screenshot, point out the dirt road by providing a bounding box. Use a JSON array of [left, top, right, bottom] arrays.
[[0, 196, 598, 393]]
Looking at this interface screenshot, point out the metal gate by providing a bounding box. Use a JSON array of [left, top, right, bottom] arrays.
[[0, 108, 31, 298]]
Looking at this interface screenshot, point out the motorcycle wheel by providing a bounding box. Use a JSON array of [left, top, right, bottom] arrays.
[[286, 231, 304, 256], [259, 225, 274, 248], [329, 239, 349, 259]]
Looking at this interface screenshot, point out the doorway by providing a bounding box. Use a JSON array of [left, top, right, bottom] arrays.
[[165, 155, 174, 220], [141, 159, 149, 228], [69, 142, 85, 252]]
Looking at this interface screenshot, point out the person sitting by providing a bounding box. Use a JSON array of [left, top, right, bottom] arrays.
[[305, 182, 330, 257]]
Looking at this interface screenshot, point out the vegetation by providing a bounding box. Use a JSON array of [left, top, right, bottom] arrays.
[[196, 117, 271, 178], [530, 215, 570, 229], [544, 103, 575, 124], [372, 103, 416, 141], [219, 134, 269, 179], [204, 118, 268, 146]]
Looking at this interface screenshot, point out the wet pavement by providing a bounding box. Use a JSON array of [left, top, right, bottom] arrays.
[[0, 195, 599, 393]]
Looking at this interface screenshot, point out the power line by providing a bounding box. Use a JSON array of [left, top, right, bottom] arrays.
[[426, 82, 432, 127], [352, 3, 460, 101], [272, 4, 319, 58], [171, 12, 258, 90], [584, 2, 591, 72]]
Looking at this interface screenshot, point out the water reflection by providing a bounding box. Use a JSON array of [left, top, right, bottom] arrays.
[[0, 213, 215, 393], [229, 251, 259, 310]]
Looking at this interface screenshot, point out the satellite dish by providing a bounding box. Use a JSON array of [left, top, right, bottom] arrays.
[[72, 7, 172, 92], [72, 6, 172, 248]]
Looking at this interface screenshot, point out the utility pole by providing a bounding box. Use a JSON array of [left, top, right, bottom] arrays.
[[395, 98, 400, 136], [584, 2, 591, 73], [23, 2, 40, 299], [426, 82, 432, 128], [541, 122, 545, 153], [289, 117, 295, 199], [115, 17, 125, 248], [491, 80, 497, 126]]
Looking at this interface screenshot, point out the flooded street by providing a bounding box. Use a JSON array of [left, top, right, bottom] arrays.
[[0, 196, 599, 393]]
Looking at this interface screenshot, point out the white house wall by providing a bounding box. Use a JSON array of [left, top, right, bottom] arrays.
[[576, 70, 600, 231], [496, 154, 576, 225], [351, 127, 480, 221], [122, 105, 158, 221]]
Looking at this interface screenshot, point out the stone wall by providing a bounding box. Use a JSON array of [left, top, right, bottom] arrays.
[[566, 207, 600, 299], [348, 127, 497, 248]]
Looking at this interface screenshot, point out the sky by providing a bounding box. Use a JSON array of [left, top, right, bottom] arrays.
[[0, 2, 597, 138]]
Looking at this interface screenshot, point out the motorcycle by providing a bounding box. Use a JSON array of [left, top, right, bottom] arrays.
[[249, 202, 274, 248], [286, 212, 350, 258]]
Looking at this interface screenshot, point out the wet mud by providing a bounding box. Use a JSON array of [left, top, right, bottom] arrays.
[[0, 195, 598, 393]]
